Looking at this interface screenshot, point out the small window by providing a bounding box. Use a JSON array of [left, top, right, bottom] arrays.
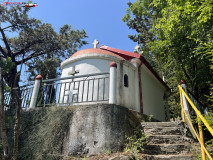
[[124, 74, 128, 87]]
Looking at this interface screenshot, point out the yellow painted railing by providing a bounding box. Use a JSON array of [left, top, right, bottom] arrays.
[[178, 85, 213, 160]]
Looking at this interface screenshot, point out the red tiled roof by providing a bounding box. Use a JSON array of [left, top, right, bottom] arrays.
[[100, 45, 140, 61]]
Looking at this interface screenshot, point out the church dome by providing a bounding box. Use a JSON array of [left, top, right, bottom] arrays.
[[71, 48, 125, 60]]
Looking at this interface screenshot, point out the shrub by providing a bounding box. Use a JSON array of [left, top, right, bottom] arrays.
[[124, 125, 147, 154]]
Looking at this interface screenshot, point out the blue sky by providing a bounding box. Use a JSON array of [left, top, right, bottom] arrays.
[[27, 0, 137, 52]]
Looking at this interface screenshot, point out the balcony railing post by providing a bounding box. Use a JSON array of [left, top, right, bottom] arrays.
[[180, 80, 189, 112], [180, 80, 196, 139], [109, 62, 117, 104], [29, 75, 42, 109]]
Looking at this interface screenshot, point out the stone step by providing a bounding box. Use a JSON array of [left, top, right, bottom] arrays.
[[144, 127, 185, 135], [147, 135, 191, 144], [141, 121, 183, 128], [144, 144, 190, 155], [143, 154, 194, 160]]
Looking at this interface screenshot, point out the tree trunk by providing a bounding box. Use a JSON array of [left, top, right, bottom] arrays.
[[12, 73, 22, 160], [5, 66, 18, 110], [0, 64, 10, 160], [3, 63, 22, 160], [2, 63, 22, 160]]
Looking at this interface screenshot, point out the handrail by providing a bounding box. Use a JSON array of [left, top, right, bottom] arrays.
[[178, 85, 213, 160], [42, 72, 109, 83], [181, 108, 212, 160], [179, 85, 213, 136]]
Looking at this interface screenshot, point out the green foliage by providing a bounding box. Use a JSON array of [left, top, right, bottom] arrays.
[[102, 148, 111, 155], [205, 112, 213, 157], [123, 0, 213, 119], [27, 55, 60, 80], [0, 57, 14, 74], [26, 24, 88, 80], [150, 0, 212, 102], [18, 107, 74, 160], [0, 57, 13, 91], [122, 0, 156, 52], [124, 126, 147, 154]]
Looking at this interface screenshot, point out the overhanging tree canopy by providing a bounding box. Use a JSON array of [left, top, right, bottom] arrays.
[[0, 5, 87, 88], [122, 0, 212, 103]]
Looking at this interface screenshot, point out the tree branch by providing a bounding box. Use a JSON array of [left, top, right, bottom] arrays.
[[0, 27, 12, 57], [15, 47, 58, 65], [13, 40, 43, 57], [181, 65, 193, 86], [2, 25, 14, 30], [0, 45, 7, 57], [15, 50, 41, 65]]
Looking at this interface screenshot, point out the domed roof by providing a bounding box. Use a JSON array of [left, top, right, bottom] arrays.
[[71, 48, 125, 60]]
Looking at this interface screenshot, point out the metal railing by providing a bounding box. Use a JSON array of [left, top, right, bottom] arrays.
[[4, 84, 34, 109], [179, 85, 213, 160], [36, 73, 110, 107], [187, 89, 205, 115], [4, 73, 110, 109]]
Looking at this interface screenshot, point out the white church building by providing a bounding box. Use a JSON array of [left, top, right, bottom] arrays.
[[59, 42, 170, 121]]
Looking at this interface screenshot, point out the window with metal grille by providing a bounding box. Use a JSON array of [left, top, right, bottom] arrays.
[[124, 74, 128, 87]]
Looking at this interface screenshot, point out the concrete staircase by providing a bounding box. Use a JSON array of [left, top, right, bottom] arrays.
[[141, 121, 194, 160]]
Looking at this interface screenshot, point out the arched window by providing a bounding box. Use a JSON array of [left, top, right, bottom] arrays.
[[124, 74, 128, 87]]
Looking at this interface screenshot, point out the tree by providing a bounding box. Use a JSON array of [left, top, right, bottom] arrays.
[[0, 5, 87, 160], [150, 0, 212, 100], [0, 59, 9, 160], [122, 0, 213, 118], [122, 0, 156, 53]]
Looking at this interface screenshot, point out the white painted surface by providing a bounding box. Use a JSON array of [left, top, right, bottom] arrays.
[[130, 58, 141, 112], [141, 65, 166, 121], [116, 62, 138, 111], [109, 66, 117, 104], [29, 79, 41, 109], [181, 84, 189, 111]]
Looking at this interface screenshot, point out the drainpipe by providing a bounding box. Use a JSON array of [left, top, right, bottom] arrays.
[[138, 59, 143, 113], [131, 58, 143, 113]]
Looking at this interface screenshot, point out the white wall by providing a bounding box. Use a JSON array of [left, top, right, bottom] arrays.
[[141, 65, 166, 121], [116, 61, 138, 111]]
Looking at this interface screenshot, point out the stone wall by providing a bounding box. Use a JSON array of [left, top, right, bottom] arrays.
[[19, 104, 152, 159], [63, 104, 138, 156]]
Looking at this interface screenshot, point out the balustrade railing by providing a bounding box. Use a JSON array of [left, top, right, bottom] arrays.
[[4, 84, 34, 109], [37, 73, 110, 107], [4, 62, 119, 109], [186, 89, 205, 115], [4, 73, 110, 109]]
